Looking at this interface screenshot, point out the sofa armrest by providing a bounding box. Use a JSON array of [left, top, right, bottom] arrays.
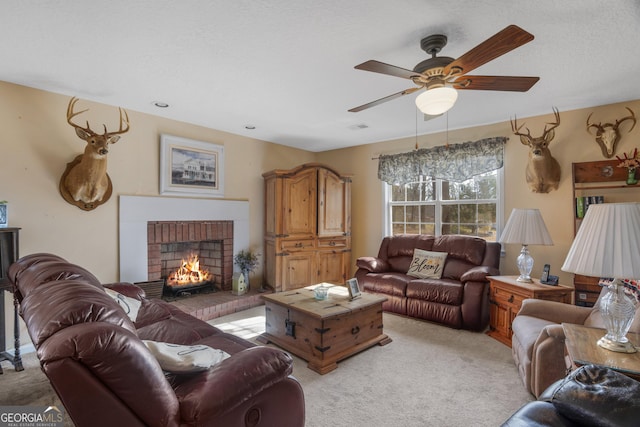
[[356, 257, 390, 273], [460, 266, 500, 283], [517, 299, 592, 325], [104, 282, 146, 300], [530, 324, 569, 397], [175, 347, 294, 419]]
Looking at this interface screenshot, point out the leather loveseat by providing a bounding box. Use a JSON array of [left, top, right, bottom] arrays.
[[8, 253, 305, 427], [502, 364, 640, 426], [355, 234, 500, 331]]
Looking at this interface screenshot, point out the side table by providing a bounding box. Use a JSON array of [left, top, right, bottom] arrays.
[[487, 275, 573, 347], [563, 323, 640, 381]]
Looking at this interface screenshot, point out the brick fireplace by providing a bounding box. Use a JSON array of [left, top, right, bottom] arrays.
[[147, 220, 234, 291]]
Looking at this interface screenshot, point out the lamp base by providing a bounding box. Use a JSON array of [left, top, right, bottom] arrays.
[[516, 274, 533, 283], [597, 336, 638, 353]]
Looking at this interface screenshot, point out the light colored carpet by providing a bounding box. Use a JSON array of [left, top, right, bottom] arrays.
[[209, 306, 533, 427], [0, 307, 533, 426]]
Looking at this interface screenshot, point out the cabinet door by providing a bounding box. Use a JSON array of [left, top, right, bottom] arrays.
[[316, 250, 347, 285], [317, 168, 350, 237], [281, 252, 315, 291], [489, 298, 511, 339], [282, 168, 316, 237]]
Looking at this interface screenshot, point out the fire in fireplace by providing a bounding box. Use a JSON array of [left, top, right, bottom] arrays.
[[147, 220, 234, 298]]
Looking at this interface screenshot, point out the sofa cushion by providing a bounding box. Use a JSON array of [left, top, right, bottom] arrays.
[[406, 279, 463, 305], [407, 249, 447, 279], [359, 272, 410, 297], [433, 234, 486, 266]]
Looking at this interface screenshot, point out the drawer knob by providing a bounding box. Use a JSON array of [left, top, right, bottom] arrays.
[[351, 326, 360, 335], [295, 242, 303, 248], [508, 295, 514, 303]]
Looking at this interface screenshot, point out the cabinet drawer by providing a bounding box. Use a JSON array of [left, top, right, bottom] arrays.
[[280, 239, 315, 251], [491, 286, 526, 308], [317, 237, 348, 248]]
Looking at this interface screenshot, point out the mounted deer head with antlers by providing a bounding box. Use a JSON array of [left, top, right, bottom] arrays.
[[511, 107, 561, 193], [59, 97, 130, 210], [586, 107, 636, 158]]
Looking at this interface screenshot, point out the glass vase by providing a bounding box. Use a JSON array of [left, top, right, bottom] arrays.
[[627, 167, 638, 185]]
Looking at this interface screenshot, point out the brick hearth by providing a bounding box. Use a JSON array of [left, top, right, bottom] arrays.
[[168, 288, 268, 321]]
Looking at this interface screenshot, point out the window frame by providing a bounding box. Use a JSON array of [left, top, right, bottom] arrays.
[[382, 168, 505, 240]]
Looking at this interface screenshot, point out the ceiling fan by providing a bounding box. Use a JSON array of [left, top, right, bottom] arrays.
[[349, 25, 539, 115]]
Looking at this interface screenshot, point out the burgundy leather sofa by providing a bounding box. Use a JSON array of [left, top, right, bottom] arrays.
[[355, 234, 500, 331], [8, 253, 305, 427]]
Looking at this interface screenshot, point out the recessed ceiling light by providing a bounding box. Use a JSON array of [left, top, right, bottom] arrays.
[[153, 101, 169, 108], [245, 125, 256, 130]]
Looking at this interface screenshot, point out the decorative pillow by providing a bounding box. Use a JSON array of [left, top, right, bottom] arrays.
[[143, 341, 230, 373], [406, 249, 447, 279], [104, 288, 142, 322]]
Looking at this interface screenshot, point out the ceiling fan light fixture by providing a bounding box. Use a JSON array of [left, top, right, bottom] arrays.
[[415, 87, 458, 115]]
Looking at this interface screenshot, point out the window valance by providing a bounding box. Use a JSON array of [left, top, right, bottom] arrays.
[[377, 136, 506, 184]]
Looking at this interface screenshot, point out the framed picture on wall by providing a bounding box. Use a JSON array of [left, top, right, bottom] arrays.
[[346, 278, 361, 300], [160, 134, 224, 197]]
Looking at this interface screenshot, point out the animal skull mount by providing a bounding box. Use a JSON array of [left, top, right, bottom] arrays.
[[586, 107, 636, 158], [511, 107, 561, 193], [59, 97, 130, 211]]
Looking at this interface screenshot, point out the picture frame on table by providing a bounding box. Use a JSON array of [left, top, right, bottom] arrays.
[[346, 278, 361, 300], [160, 134, 224, 197]]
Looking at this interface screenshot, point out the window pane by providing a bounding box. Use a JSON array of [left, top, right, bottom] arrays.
[[406, 183, 420, 201], [458, 180, 477, 200], [421, 223, 435, 234], [459, 204, 477, 223], [420, 205, 435, 222], [442, 181, 456, 201], [477, 203, 496, 223], [422, 179, 436, 201], [392, 206, 405, 222], [405, 223, 420, 234], [406, 205, 420, 222], [391, 185, 405, 202], [458, 224, 478, 236], [392, 223, 405, 234], [442, 204, 459, 222], [442, 224, 459, 234], [477, 176, 497, 199]]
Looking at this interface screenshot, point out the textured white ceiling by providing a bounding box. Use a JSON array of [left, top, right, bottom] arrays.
[[2, 0, 639, 152]]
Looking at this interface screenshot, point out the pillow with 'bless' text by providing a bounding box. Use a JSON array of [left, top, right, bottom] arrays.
[[407, 249, 447, 279]]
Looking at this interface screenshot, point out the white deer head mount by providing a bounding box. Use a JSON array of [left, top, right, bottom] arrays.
[[511, 107, 562, 193], [59, 97, 130, 211], [586, 107, 636, 159]]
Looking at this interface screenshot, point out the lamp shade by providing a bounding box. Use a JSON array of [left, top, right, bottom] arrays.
[[499, 208, 554, 245], [561, 202, 640, 278], [415, 87, 458, 115]]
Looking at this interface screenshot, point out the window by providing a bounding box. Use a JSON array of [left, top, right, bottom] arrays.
[[385, 169, 503, 241]]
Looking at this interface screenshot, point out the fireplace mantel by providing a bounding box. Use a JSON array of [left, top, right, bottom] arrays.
[[119, 195, 250, 283]]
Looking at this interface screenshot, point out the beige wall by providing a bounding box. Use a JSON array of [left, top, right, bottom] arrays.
[[0, 81, 314, 284], [318, 99, 640, 286]]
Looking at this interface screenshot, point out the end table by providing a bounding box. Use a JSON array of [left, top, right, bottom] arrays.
[[487, 275, 573, 347], [0, 227, 23, 373], [562, 323, 640, 381]]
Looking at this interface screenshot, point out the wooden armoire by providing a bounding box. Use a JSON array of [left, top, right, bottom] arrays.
[[263, 163, 351, 292]]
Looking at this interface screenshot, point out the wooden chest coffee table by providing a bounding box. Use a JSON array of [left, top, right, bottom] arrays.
[[257, 284, 391, 374]]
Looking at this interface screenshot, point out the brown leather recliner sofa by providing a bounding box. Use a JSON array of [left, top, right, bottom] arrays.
[[8, 253, 305, 427], [511, 285, 640, 398], [355, 234, 500, 331]]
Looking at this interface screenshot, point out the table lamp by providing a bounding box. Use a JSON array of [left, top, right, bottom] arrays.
[[561, 202, 640, 353], [499, 208, 553, 283]]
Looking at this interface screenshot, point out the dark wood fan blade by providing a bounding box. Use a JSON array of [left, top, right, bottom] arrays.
[[444, 25, 534, 75], [355, 60, 419, 80], [452, 75, 539, 91], [348, 87, 421, 112]]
